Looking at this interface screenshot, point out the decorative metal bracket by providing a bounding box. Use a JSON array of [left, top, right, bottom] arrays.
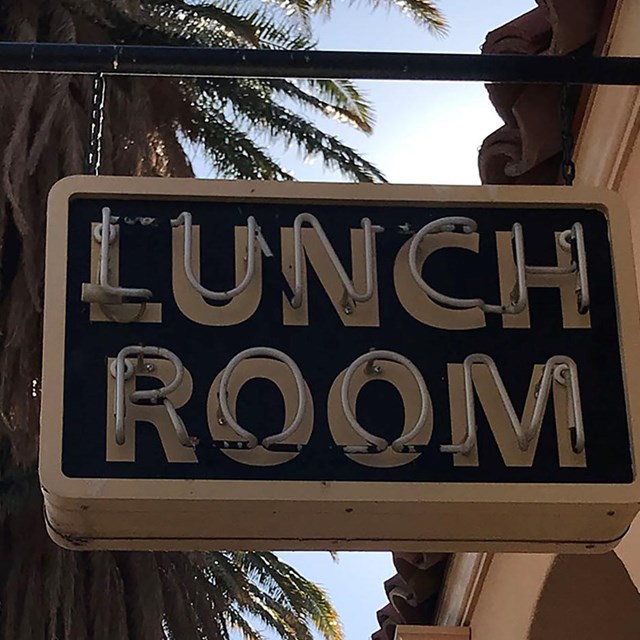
[[81, 207, 153, 305], [216, 347, 307, 451], [289, 212, 384, 312], [340, 349, 431, 454], [112, 345, 196, 448], [441, 353, 584, 456], [171, 210, 273, 301]]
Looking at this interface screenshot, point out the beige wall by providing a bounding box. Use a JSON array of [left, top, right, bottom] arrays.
[[529, 554, 640, 640], [465, 553, 640, 640], [467, 554, 554, 640]]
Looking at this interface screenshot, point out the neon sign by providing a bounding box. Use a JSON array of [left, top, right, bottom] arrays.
[[40, 177, 640, 552]]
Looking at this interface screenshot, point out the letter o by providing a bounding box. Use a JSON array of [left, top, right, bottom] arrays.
[[328, 350, 433, 468], [208, 348, 313, 467]]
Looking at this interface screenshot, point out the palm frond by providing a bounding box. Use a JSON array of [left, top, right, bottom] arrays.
[[156, 0, 266, 46], [193, 77, 385, 180], [236, 552, 343, 640], [311, 0, 446, 32], [191, 109, 296, 179], [302, 78, 375, 130], [272, 78, 374, 133], [369, 0, 447, 31], [94, 0, 314, 49]]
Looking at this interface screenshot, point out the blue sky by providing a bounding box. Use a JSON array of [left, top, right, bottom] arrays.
[[263, 1, 537, 639]]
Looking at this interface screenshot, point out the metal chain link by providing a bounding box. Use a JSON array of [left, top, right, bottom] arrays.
[[560, 84, 576, 186], [86, 73, 106, 175]]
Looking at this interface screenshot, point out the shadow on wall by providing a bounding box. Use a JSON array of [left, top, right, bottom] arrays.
[[529, 553, 640, 640]]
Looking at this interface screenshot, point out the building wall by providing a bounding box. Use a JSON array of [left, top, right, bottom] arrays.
[[467, 553, 640, 640]]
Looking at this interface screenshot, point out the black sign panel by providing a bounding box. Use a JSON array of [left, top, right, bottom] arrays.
[[58, 186, 632, 486]]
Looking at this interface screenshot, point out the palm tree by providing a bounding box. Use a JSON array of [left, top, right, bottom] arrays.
[[0, 0, 445, 638]]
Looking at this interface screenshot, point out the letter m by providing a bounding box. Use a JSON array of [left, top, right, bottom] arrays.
[[446, 354, 586, 468]]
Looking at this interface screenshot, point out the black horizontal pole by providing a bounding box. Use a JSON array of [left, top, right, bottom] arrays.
[[0, 42, 640, 84]]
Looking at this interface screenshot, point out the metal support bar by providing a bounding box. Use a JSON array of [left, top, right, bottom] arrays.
[[1, 42, 640, 84]]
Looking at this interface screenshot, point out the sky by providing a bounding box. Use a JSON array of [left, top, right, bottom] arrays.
[[259, 1, 537, 639]]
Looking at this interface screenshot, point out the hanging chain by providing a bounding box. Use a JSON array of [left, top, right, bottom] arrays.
[[560, 84, 576, 186], [86, 73, 106, 175]]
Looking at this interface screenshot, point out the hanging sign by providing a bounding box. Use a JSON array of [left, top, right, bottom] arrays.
[[40, 177, 640, 552]]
